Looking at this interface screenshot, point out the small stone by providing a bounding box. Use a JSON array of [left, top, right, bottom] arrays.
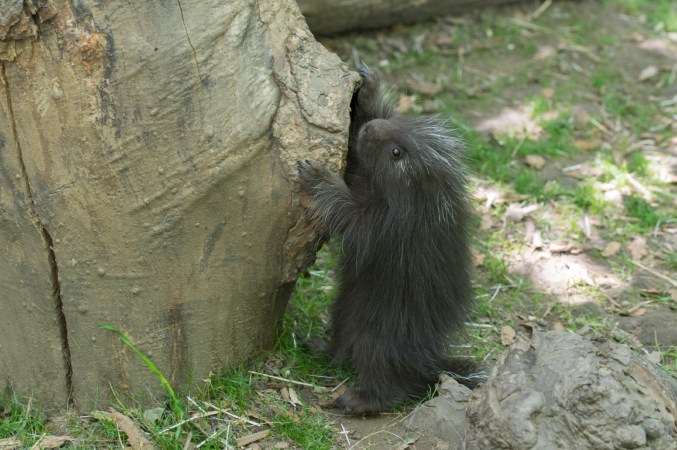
[[616, 425, 646, 448]]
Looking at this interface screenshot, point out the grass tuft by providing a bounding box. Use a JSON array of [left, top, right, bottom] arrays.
[[98, 324, 183, 417]]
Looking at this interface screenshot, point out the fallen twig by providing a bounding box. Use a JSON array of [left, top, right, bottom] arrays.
[[159, 411, 219, 433], [235, 429, 270, 447], [202, 401, 265, 426], [629, 260, 677, 287], [248, 371, 326, 391], [527, 0, 553, 21], [340, 423, 351, 446], [332, 377, 350, 393], [182, 432, 192, 450]]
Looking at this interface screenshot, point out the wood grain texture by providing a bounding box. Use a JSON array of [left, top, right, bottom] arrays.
[[0, 0, 357, 411]]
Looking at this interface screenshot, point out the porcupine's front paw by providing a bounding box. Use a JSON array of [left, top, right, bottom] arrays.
[[297, 160, 331, 193], [356, 66, 370, 79], [354, 66, 391, 122], [355, 67, 379, 104]]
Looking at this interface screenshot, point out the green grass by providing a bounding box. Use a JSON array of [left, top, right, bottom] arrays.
[[271, 406, 335, 449], [658, 345, 677, 377], [622, 195, 668, 231], [0, 391, 44, 447], [98, 324, 183, 417], [206, 368, 255, 411], [607, 0, 677, 31], [591, 68, 623, 91], [572, 183, 606, 213]]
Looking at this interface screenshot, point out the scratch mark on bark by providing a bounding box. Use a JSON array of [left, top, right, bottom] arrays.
[[176, 0, 203, 81], [1, 62, 74, 408]]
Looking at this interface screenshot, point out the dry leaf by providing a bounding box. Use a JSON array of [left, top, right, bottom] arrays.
[[548, 242, 583, 254], [630, 307, 647, 317], [525, 154, 546, 170], [532, 230, 543, 249], [236, 430, 270, 447], [571, 105, 592, 129], [638, 65, 659, 81], [143, 407, 165, 424], [331, 383, 348, 400], [32, 436, 74, 449], [504, 203, 539, 222], [627, 236, 647, 261], [405, 77, 442, 95], [627, 138, 656, 152], [395, 95, 416, 113], [601, 241, 621, 257], [500, 325, 516, 346], [434, 32, 454, 47], [631, 32, 645, 43], [108, 409, 154, 450], [574, 139, 601, 150], [288, 387, 301, 406], [524, 220, 535, 244], [626, 173, 652, 200], [472, 250, 485, 267], [480, 214, 494, 230], [535, 45, 556, 60], [0, 438, 22, 450], [603, 189, 623, 206], [562, 163, 591, 179], [549, 242, 575, 254]]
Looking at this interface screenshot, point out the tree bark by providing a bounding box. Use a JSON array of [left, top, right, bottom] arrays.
[[0, 0, 356, 411], [297, 0, 523, 35]]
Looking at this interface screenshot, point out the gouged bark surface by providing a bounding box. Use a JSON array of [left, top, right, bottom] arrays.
[[0, 0, 357, 411], [297, 0, 522, 35], [0, 71, 70, 409]]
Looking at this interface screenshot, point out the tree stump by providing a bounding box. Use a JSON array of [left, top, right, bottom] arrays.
[[0, 0, 357, 411]]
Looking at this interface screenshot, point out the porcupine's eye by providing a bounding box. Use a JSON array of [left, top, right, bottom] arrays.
[[391, 147, 402, 159]]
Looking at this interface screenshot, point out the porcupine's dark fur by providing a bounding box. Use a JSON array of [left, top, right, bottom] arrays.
[[297, 68, 487, 415]]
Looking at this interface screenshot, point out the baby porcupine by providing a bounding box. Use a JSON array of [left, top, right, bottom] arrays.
[[297, 67, 486, 415]]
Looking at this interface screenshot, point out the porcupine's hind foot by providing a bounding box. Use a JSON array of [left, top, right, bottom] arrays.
[[335, 387, 404, 416]]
